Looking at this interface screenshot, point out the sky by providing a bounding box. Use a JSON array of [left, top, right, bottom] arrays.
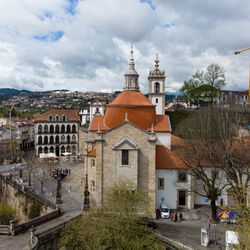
[[0, 0, 250, 93]]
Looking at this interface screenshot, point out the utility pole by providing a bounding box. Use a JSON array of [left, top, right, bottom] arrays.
[[9, 104, 15, 161]]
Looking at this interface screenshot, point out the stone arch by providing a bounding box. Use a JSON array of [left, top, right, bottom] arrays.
[[50, 124, 54, 133], [67, 124, 71, 133], [44, 136, 48, 144], [61, 135, 65, 143], [61, 145, 65, 155], [38, 146, 43, 155], [38, 125, 42, 134], [72, 124, 76, 133], [61, 124, 65, 133], [72, 135, 76, 142], [50, 135, 54, 144], [55, 124, 60, 133], [154, 82, 160, 93], [44, 146, 48, 154], [44, 125, 48, 134], [66, 145, 71, 152], [67, 135, 71, 143], [55, 135, 60, 144], [38, 136, 42, 144], [50, 146, 54, 153]]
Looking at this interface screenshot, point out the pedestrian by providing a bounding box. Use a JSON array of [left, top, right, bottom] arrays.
[[179, 213, 183, 222], [174, 213, 177, 222]]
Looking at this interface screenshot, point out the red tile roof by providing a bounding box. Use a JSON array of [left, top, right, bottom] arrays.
[[156, 145, 185, 169], [87, 148, 96, 157], [153, 115, 171, 132], [33, 109, 79, 123]]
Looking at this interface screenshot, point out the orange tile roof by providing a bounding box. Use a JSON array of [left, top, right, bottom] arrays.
[[156, 145, 185, 169], [109, 91, 154, 106], [89, 115, 108, 131], [33, 109, 79, 123], [87, 148, 96, 157], [153, 115, 171, 132]]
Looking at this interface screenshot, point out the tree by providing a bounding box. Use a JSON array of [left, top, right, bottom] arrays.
[[177, 108, 250, 221], [177, 108, 227, 221], [60, 179, 164, 250], [180, 64, 226, 105]]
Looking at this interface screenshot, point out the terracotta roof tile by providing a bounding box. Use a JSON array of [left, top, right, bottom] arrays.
[[34, 109, 79, 123], [156, 145, 185, 169], [87, 148, 96, 157], [153, 115, 171, 132], [89, 115, 108, 131]]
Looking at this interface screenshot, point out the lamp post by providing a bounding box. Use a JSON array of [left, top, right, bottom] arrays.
[[9, 104, 15, 161], [234, 47, 250, 105]]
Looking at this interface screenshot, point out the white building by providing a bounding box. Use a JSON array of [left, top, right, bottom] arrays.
[[34, 109, 80, 157]]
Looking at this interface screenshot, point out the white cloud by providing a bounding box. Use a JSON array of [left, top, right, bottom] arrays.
[[0, 0, 249, 92]]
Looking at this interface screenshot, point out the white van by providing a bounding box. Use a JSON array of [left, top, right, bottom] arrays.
[[160, 204, 170, 219]]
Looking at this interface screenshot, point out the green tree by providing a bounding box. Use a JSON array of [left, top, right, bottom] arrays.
[[180, 64, 226, 104], [60, 179, 164, 250], [0, 203, 15, 224]]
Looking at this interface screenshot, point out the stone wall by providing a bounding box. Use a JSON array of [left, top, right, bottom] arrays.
[[0, 178, 54, 223], [95, 122, 156, 217]]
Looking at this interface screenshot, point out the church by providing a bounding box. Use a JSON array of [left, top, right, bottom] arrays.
[[83, 47, 195, 217]]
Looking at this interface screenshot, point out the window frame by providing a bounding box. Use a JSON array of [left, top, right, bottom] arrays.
[[158, 178, 164, 190], [121, 149, 129, 166]]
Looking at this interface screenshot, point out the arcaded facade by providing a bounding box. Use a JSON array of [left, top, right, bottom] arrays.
[[34, 109, 80, 157]]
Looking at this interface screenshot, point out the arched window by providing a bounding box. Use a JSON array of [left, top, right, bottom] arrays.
[[48, 115, 53, 121], [72, 135, 76, 142], [154, 82, 160, 93], [67, 135, 70, 143], [50, 146, 54, 153], [55, 115, 59, 121], [62, 115, 66, 121], [155, 98, 158, 104], [61, 135, 65, 143], [38, 136, 42, 145], [44, 136, 48, 144], [66, 145, 71, 152], [50, 125, 54, 133], [67, 125, 71, 133], [72, 124, 76, 133], [61, 125, 65, 133], [50, 136, 54, 144], [44, 146, 48, 154], [38, 147, 43, 155], [44, 125, 48, 134], [38, 125, 42, 134], [61, 146, 65, 155], [55, 124, 60, 133], [55, 135, 59, 144]]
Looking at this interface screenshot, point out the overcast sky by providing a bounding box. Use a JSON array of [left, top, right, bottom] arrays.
[[0, 0, 250, 93]]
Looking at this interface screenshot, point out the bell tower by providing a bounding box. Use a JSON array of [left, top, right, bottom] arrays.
[[124, 45, 140, 91], [148, 54, 166, 115]]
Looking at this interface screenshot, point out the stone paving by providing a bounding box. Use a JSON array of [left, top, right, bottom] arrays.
[[0, 151, 86, 250], [155, 215, 237, 250]]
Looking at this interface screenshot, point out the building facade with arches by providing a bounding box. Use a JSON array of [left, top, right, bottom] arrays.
[[34, 109, 80, 157]]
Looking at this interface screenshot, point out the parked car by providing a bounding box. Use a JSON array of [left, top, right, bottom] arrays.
[[160, 204, 170, 219]]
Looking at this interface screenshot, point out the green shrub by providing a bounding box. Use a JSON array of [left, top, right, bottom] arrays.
[[0, 203, 15, 224]]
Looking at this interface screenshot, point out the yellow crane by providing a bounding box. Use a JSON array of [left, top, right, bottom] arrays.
[[234, 47, 250, 104]]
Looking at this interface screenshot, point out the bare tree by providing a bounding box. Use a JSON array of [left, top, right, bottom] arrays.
[[178, 108, 250, 220], [178, 108, 227, 221]]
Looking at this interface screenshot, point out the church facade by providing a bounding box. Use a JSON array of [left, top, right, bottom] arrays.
[[83, 47, 195, 217]]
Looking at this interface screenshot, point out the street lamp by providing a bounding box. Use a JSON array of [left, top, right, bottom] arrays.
[[234, 47, 250, 104], [9, 104, 15, 162]]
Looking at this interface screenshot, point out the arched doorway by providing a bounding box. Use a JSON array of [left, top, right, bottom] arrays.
[[56, 146, 60, 157]]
